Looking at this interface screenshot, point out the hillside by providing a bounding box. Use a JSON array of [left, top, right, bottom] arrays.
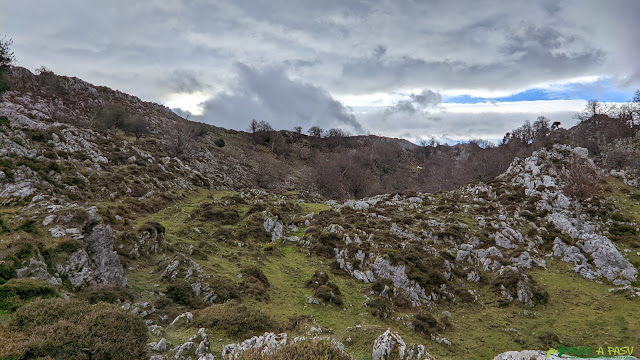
[[1, 68, 640, 360]]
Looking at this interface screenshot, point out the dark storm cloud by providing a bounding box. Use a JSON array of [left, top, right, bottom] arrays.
[[196, 63, 364, 133]]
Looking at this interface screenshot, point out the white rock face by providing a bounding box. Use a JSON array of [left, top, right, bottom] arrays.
[[372, 329, 406, 360], [548, 212, 638, 284], [262, 212, 284, 241], [55, 224, 126, 288], [372, 257, 427, 306]]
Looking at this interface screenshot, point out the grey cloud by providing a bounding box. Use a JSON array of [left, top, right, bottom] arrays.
[[196, 63, 364, 133], [384, 90, 442, 117], [358, 106, 579, 144], [164, 70, 207, 93], [410, 90, 441, 107], [3, 0, 639, 140]]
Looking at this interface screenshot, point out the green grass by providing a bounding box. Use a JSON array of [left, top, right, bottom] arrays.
[[36, 183, 640, 360], [445, 260, 640, 360], [604, 178, 640, 272], [299, 202, 329, 215]]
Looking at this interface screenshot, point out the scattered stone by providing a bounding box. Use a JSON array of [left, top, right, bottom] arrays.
[[151, 338, 167, 352], [169, 312, 193, 327]]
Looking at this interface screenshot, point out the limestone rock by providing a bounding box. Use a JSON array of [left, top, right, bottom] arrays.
[[372, 257, 427, 306], [222, 332, 287, 359], [15, 252, 62, 286], [169, 312, 193, 327], [151, 338, 167, 352], [57, 224, 126, 289], [372, 329, 406, 360]]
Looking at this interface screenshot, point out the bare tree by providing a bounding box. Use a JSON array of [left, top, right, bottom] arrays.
[[308, 126, 323, 137], [166, 122, 208, 159], [510, 120, 534, 145], [327, 128, 349, 137], [127, 115, 149, 141], [563, 153, 601, 225], [0, 35, 15, 71], [532, 116, 551, 138], [257, 120, 273, 132], [617, 103, 636, 127], [248, 119, 259, 133], [292, 126, 302, 134], [575, 99, 617, 122]]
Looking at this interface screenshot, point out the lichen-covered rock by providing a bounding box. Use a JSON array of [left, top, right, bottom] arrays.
[[372, 257, 427, 306], [548, 213, 638, 284], [169, 312, 193, 327], [372, 329, 406, 360], [262, 212, 284, 241], [222, 332, 287, 359], [15, 253, 62, 286], [56, 224, 126, 288], [150, 338, 167, 352]]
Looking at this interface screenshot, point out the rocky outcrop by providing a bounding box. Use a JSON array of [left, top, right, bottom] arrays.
[[169, 312, 193, 327], [56, 224, 126, 288], [372, 329, 433, 360], [159, 254, 223, 304], [372, 257, 427, 306], [262, 212, 284, 241], [548, 212, 637, 284], [372, 329, 406, 360], [119, 222, 166, 258], [15, 251, 62, 286]]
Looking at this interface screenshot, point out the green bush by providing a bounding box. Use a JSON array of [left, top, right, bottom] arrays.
[[2, 298, 148, 359], [241, 265, 270, 301], [412, 312, 441, 336], [0, 115, 9, 127], [209, 277, 240, 303], [166, 280, 203, 309], [79, 285, 134, 304], [371, 279, 393, 293], [306, 271, 343, 305], [242, 265, 270, 287], [196, 301, 279, 338], [214, 138, 226, 147], [311, 232, 341, 258], [15, 219, 36, 234], [29, 129, 53, 143], [0, 278, 58, 311], [368, 297, 392, 319], [195, 203, 240, 225]]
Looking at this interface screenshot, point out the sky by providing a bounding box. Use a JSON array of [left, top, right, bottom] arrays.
[[2, 0, 640, 143]]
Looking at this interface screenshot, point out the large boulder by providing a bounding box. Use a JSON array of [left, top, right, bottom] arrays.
[[372, 329, 406, 360], [57, 224, 126, 288]]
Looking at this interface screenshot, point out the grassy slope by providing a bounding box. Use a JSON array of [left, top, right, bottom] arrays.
[[2, 176, 639, 359], [447, 260, 640, 359], [124, 185, 640, 360]]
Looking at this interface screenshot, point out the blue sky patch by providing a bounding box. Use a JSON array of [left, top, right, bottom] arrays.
[[443, 79, 635, 104]]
